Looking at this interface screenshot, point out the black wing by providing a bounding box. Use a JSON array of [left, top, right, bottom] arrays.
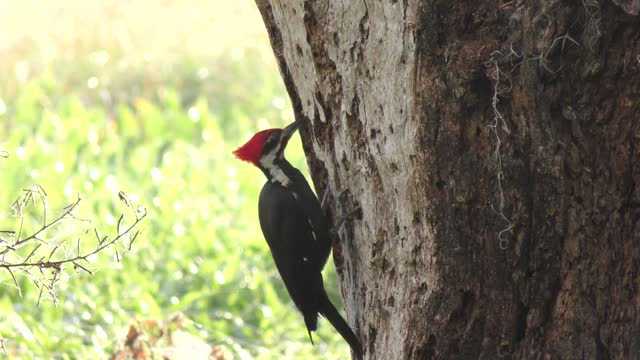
[[258, 181, 324, 318], [287, 169, 332, 266]]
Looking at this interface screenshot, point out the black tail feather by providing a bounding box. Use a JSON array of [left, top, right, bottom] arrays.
[[303, 311, 317, 345], [319, 294, 363, 360], [307, 329, 314, 345]]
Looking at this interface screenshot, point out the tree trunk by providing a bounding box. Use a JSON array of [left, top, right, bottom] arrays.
[[255, 1, 640, 359]]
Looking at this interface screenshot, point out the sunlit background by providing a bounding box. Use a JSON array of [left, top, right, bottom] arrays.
[[0, 0, 348, 358]]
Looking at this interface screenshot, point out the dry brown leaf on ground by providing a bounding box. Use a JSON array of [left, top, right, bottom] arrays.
[[110, 312, 230, 360]]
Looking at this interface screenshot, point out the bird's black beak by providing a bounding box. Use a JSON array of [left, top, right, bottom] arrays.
[[281, 121, 301, 143]]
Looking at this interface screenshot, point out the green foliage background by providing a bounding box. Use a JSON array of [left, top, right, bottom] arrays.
[[0, 2, 348, 359]]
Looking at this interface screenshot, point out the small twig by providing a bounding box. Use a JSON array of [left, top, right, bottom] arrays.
[[36, 279, 44, 308], [16, 217, 24, 249], [48, 246, 60, 261], [72, 261, 92, 275], [24, 243, 42, 263], [6, 267, 21, 297], [117, 214, 125, 235], [128, 230, 139, 250]]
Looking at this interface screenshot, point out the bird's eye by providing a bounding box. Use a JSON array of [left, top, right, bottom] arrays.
[[262, 131, 281, 152]]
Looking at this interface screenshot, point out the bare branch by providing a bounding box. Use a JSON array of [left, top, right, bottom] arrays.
[[0, 189, 147, 304], [1, 205, 146, 270]]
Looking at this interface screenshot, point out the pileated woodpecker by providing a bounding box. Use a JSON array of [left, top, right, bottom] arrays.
[[233, 120, 363, 358]]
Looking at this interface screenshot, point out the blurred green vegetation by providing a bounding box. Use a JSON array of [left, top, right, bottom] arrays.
[[0, 4, 348, 359]]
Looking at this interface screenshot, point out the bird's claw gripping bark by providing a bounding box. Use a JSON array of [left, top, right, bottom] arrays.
[[321, 188, 360, 236], [330, 207, 361, 237]]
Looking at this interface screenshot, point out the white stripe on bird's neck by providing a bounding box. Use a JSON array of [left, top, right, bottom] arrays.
[[260, 149, 292, 187]]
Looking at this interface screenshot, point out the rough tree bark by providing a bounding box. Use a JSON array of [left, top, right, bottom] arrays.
[[255, 1, 640, 359]]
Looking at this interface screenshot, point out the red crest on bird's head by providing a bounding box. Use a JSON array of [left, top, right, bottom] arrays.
[[233, 129, 279, 165]]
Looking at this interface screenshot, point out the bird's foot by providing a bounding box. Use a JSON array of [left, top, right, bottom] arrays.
[[330, 206, 361, 237], [322, 188, 361, 236]]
